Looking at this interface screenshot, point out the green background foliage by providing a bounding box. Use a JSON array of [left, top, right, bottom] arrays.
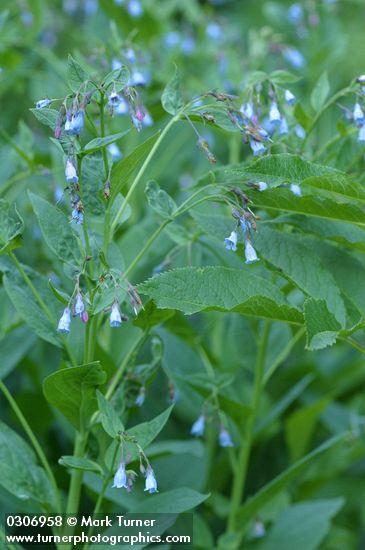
[[1, 1, 365, 549]]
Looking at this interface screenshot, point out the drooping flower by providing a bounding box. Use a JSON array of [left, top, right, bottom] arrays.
[[65, 158, 78, 183], [239, 217, 252, 237], [219, 427, 234, 447], [135, 387, 145, 407], [294, 124, 306, 139], [36, 98, 52, 109], [70, 110, 85, 134], [144, 467, 158, 493], [358, 124, 365, 142], [81, 310, 89, 324], [191, 415, 205, 437], [108, 91, 121, 114], [130, 69, 150, 86], [253, 519, 266, 538], [249, 139, 266, 156], [57, 308, 71, 334], [240, 101, 254, 120], [283, 47, 305, 69], [284, 89, 296, 105], [115, 97, 129, 115], [257, 128, 270, 141], [290, 183, 302, 196], [107, 143, 122, 161], [224, 230, 238, 251], [71, 208, 84, 224], [288, 3, 303, 24], [257, 181, 268, 191], [74, 292, 85, 316], [112, 462, 128, 489], [110, 301, 123, 327], [244, 240, 259, 264], [353, 102, 365, 127], [269, 102, 281, 125], [127, 0, 143, 17], [279, 116, 289, 135]]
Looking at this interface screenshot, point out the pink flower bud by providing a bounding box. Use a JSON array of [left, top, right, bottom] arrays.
[[81, 310, 89, 323]]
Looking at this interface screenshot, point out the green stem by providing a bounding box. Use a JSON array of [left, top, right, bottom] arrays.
[[301, 85, 353, 149], [0, 380, 62, 514], [9, 251, 77, 367], [227, 321, 271, 533], [123, 186, 223, 278], [110, 114, 180, 235], [123, 220, 170, 278], [82, 444, 119, 550], [65, 432, 87, 514], [263, 326, 305, 385], [0, 128, 33, 166]]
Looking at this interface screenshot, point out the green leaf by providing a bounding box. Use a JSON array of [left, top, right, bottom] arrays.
[[110, 132, 160, 201], [303, 173, 365, 203], [0, 200, 24, 254], [304, 298, 342, 350], [102, 66, 129, 89], [236, 433, 347, 527], [310, 71, 330, 112], [48, 279, 70, 306], [145, 180, 177, 218], [127, 405, 174, 449], [29, 192, 81, 266], [138, 266, 303, 324], [250, 188, 365, 226], [130, 488, 209, 514], [133, 301, 175, 330], [254, 227, 346, 326], [285, 397, 331, 462], [67, 54, 90, 92], [258, 499, 344, 550], [146, 439, 204, 458], [96, 390, 124, 438], [0, 421, 53, 506], [82, 131, 129, 155], [209, 153, 341, 187], [246, 71, 268, 87], [270, 70, 301, 84], [59, 455, 103, 475], [0, 326, 36, 380], [30, 107, 58, 130], [161, 67, 183, 115], [2, 266, 60, 347], [43, 363, 107, 430]]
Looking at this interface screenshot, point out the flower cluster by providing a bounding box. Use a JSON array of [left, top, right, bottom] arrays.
[[112, 439, 158, 494]]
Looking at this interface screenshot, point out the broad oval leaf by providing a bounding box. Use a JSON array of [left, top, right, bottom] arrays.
[[161, 67, 183, 115], [67, 54, 90, 92], [43, 362, 107, 430], [29, 192, 82, 267], [138, 266, 303, 324], [145, 180, 176, 218], [0, 421, 54, 507]]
